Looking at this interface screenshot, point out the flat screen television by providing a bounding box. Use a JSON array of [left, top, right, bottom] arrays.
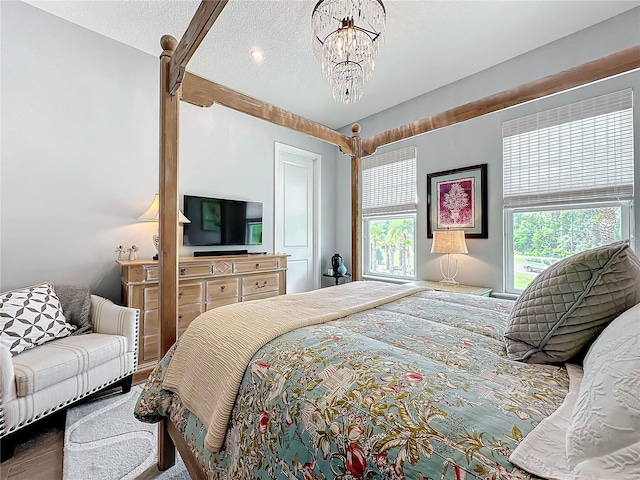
[[183, 195, 263, 246]]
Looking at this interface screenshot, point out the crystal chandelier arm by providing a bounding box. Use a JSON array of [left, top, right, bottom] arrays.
[[316, 23, 381, 45]]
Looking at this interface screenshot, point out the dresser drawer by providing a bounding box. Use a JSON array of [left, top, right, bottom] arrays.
[[206, 297, 239, 310], [179, 264, 213, 277], [178, 303, 204, 334], [206, 278, 238, 300], [242, 290, 279, 302], [143, 309, 159, 336], [234, 260, 279, 273], [142, 335, 159, 363], [242, 273, 279, 296], [178, 282, 203, 305], [144, 263, 212, 281], [143, 283, 202, 310], [145, 266, 159, 281]]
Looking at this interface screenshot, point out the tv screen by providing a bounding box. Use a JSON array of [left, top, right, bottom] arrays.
[[183, 195, 263, 246]]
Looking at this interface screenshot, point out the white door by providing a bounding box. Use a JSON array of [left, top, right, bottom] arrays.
[[274, 143, 320, 294]]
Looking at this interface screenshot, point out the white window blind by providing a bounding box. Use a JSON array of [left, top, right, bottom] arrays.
[[362, 146, 417, 216], [503, 89, 634, 207]]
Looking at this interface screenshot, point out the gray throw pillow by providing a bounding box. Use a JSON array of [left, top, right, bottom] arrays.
[[504, 241, 640, 363], [53, 284, 93, 335]]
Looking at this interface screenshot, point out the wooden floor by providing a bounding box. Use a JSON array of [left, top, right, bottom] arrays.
[[0, 412, 65, 480]]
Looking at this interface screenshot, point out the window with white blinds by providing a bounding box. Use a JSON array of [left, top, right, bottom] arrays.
[[503, 88, 634, 207], [362, 145, 417, 216]]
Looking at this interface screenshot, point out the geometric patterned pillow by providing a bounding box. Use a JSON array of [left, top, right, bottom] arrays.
[[0, 282, 75, 355]]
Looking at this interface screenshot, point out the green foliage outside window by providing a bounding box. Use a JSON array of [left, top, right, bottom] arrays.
[[366, 217, 415, 277], [513, 207, 621, 258], [513, 206, 621, 290]]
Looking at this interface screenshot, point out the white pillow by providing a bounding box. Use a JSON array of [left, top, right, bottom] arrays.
[[566, 302, 640, 479], [0, 283, 75, 355]]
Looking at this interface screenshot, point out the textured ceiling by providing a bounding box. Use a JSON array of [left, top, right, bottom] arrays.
[[23, 0, 640, 129]]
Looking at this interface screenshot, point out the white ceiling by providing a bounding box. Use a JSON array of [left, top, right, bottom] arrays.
[[24, 0, 639, 129]]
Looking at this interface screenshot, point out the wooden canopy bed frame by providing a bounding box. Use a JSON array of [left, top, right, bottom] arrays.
[[153, 1, 640, 476]]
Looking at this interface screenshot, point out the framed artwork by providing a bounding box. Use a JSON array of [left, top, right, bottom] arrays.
[[427, 163, 487, 238]]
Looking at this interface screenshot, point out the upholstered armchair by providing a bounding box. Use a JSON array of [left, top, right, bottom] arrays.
[[0, 291, 139, 461]]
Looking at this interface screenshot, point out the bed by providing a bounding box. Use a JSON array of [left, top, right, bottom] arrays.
[[135, 283, 569, 479], [146, 2, 640, 478]]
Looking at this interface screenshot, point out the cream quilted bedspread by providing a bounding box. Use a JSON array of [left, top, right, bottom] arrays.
[[162, 281, 426, 453]]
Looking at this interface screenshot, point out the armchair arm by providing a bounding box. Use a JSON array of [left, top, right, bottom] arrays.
[[1, 343, 16, 435], [90, 295, 139, 355]]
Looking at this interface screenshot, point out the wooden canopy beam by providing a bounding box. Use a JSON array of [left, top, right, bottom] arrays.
[[182, 72, 353, 155], [362, 45, 640, 156], [168, 0, 229, 95]]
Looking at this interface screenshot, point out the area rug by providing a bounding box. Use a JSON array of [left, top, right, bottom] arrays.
[[63, 385, 189, 480]]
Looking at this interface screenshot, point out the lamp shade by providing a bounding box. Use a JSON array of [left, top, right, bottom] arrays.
[[137, 194, 190, 224], [430, 230, 468, 254]]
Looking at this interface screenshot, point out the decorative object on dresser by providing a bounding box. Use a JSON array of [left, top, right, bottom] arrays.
[[427, 163, 488, 238], [137, 194, 190, 260], [430, 229, 468, 285], [118, 253, 288, 381], [115, 245, 127, 261], [128, 244, 139, 261]]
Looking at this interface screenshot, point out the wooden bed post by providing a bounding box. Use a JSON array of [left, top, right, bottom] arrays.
[[158, 33, 180, 471], [350, 124, 363, 281]]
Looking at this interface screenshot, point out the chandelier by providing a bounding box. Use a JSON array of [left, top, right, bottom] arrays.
[[312, 0, 386, 104]]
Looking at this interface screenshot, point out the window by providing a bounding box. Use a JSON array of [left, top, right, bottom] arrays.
[[362, 146, 417, 279], [503, 89, 634, 293]]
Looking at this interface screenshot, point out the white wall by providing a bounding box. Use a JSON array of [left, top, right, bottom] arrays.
[[0, 1, 338, 300], [336, 7, 640, 292]]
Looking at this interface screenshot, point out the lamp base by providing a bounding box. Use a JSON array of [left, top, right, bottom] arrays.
[[439, 255, 460, 286], [153, 233, 160, 261]]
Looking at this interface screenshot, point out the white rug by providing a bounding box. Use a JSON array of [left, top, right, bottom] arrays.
[[63, 385, 189, 480]]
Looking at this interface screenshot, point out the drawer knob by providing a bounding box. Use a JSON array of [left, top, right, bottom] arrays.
[[255, 263, 260, 269], [180, 268, 186, 275], [255, 280, 267, 289], [178, 291, 184, 298], [220, 285, 226, 292], [178, 314, 183, 320]]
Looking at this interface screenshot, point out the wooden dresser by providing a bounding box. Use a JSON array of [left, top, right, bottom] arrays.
[[118, 253, 288, 379]]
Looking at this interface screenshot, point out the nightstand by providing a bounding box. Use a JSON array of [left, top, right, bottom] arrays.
[[409, 280, 492, 297], [322, 272, 351, 285]]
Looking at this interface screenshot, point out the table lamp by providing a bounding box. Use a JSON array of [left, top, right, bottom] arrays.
[[430, 230, 468, 285], [137, 194, 190, 260]]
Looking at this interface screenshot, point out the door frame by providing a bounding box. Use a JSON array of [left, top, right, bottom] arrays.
[[274, 142, 321, 291]]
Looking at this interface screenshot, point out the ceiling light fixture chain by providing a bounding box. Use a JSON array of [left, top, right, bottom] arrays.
[[312, 0, 386, 104]]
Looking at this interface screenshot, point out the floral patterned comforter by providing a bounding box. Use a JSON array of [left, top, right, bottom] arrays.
[[135, 290, 568, 480]]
